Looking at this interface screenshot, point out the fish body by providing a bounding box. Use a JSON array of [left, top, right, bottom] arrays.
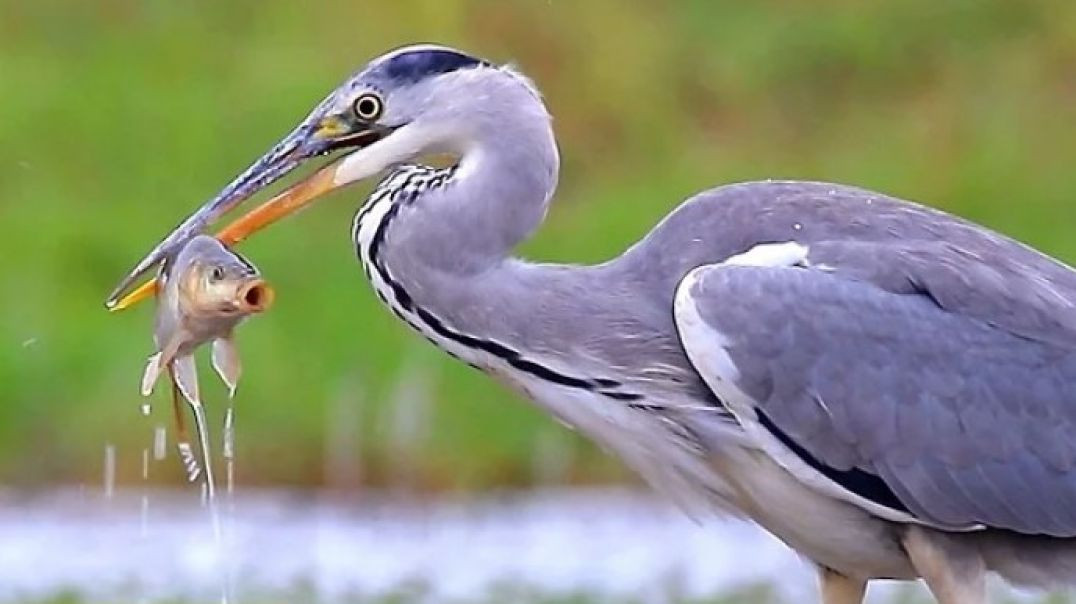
[[141, 235, 273, 402]]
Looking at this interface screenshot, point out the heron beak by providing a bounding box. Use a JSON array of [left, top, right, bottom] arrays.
[[106, 111, 393, 310]]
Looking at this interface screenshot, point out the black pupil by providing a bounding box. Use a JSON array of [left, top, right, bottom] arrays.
[[358, 97, 378, 118]]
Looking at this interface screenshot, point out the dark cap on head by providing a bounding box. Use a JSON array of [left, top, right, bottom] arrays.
[[373, 48, 491, 85]]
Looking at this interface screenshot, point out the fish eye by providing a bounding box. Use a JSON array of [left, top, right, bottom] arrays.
[[210, 266, 225, 282], [352, 93, 383, 122]]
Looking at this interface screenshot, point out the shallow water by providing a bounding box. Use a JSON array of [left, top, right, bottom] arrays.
[[0, 488, 1055, 603]]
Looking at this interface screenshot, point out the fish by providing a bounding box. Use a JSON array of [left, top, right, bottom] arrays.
[[141, 234, 274, 400], [139, 235, 273, 483]]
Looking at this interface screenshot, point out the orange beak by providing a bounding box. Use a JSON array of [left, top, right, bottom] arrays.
[[105, 94, 397, 313], [108, 161, 340, 312]]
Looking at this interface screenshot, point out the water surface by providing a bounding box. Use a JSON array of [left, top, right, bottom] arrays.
[[0, 488, 1051, 603]]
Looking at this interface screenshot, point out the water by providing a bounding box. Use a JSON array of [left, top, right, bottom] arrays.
[[222, 404, 236, 496], [153, 425, 167, 460], [188, 400, 216, 505], [177, 441, 201, 481], [103, 444, 116, 499], [141, 448, 150, 537], [0, 488, 1051, 603]]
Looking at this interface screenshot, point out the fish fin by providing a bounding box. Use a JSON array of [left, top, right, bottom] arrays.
[[141, 352, 162, 396], [211, 336, 241, 397], [172, 355, 201, 406], [157, 333, 184, 368]]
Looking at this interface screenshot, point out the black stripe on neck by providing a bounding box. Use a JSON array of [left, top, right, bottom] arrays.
[[361, 182, 641, 401]]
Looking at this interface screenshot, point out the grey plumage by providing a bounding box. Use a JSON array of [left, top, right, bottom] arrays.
[[114, 45, 1076, 602], [676, 182, 1076, 536]]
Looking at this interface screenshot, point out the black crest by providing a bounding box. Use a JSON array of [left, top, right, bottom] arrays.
[[377, 48, 490, 84]]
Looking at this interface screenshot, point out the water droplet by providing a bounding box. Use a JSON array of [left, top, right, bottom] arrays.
[[140, 447, 150, 538], [223, 405, 236, 496], [103, 444, 116, 499], [140, 403, 152, 416], [792, 223, 802, 231], [178, 442, 201, 482], [222, 407, 235, 460], [140, 494, 149, 538], [188, 401, 217, 503], [153, 426, 167, 460]]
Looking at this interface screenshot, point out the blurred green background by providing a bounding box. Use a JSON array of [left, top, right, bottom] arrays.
[[3, 0, 1076, 491]]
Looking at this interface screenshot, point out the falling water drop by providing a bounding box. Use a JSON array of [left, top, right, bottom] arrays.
[[220, 401, 237, 604], [103, 444, 116, 499], [188, 401, 216, 503], [184, 400, 222, 545], [178, 442, 201, 481], [153, 425, 167, 460], [223, 405, 236, 496], [140, 447, 150, 537], [140, 402, 152, 416], [140, 493, 149, 538]]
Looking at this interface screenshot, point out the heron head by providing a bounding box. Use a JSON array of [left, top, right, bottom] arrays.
[[107, 44, 519, 307]]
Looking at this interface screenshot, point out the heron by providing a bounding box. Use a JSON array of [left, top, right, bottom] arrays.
[[108, 45, 1076, 603]]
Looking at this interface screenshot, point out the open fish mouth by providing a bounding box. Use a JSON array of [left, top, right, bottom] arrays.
[[236, 280, 274, 313]]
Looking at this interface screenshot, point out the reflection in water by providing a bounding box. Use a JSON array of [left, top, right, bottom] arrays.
[[0, 488, 972, 603]]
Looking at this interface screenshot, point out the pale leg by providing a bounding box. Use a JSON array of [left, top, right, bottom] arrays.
[[903, 526, 987, 604], [819, 566, 866, 604]]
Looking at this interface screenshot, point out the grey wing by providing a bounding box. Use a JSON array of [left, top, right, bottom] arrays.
[[673, 240, 1076, 537]]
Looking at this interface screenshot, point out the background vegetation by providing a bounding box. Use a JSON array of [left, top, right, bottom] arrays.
[[3, 0, 1076, 491]]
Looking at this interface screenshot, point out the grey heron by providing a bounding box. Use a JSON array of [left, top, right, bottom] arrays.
[[108, 45, 1076, 603]]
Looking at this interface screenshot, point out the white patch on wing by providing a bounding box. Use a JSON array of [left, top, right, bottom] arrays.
[[674, 264, 957, 528], [721, 241, 809, 268], [673, 268, 753, 418]]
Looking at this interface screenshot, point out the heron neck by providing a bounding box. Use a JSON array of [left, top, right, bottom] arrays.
[[360, 97, 574, 334], [389, 103, 559, 274], [361, 115, 695, 398]]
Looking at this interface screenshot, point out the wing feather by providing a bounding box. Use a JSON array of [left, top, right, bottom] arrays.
[[675, 245, 1076, 536]]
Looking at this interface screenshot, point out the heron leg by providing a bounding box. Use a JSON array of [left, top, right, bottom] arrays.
[[818, 566, 866, 604], [903, 526, 987, 604]]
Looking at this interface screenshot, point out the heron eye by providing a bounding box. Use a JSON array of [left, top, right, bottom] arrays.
[[352, 93, 383, 122]]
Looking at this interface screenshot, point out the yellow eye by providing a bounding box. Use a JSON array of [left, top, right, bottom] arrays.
[[352, 93, 383, 122]]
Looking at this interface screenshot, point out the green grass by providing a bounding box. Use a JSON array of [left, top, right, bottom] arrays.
[[3, 0, 1076, 488]]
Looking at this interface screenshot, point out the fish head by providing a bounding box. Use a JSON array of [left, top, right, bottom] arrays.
[[174, 236, 275, 319]]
